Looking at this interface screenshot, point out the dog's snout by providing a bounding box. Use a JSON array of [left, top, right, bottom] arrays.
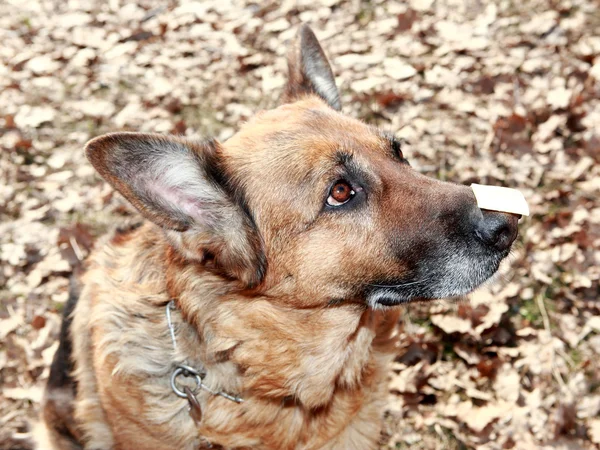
[[475, 210, 519, 251]]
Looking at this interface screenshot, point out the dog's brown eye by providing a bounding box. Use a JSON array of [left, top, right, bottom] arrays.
[[327, 181, 355, 206]]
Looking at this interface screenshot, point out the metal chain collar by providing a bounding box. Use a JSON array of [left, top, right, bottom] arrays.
[[166, 301, 243, 424]]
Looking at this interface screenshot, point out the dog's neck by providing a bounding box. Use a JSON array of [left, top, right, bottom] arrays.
[[93, 223, 400, 447], [163, 243, 399, 410]]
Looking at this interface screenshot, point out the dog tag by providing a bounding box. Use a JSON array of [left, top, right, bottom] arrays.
[[183, 386, 203, 425], [471, 184, 529, 216]]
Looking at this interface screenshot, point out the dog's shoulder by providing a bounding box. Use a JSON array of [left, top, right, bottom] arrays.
[[71, 220, 174, 382], [81, 221, 166, 294]]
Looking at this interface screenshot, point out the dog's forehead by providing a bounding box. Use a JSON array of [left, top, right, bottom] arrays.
[[218, 99, 395, 226], [224, 99, 388, 177]]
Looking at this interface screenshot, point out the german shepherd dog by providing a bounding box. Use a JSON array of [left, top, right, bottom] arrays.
[[40, 24, 519, 450]]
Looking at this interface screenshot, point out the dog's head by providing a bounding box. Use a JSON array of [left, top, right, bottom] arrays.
[[86, 25, 519, 308]]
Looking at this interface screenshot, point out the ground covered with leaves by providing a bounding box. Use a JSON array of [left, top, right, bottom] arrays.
[[1, 0, 599, 449]]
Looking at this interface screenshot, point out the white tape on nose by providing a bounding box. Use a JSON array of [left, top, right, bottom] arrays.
[[471, 184, 529, 216]]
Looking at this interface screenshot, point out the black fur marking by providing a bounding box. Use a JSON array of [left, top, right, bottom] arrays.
[[43, 276, 84, 448], [115, 220, 143, 236], [47, 277, 79, 389], [382, 132, 410, 165], [202, 139, 256, 222], [202, 140, 267, 286]]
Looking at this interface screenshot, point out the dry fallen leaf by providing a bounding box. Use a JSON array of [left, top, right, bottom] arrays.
[[3, 387, 43, 403], [430, 314, 471, 334], [589, 419, 600, 444], [0, 315, 22, 340], [26, 55, 61, 74], [383, 58, 417, 80], [547, 86, 572, 110], [494, 364, 521, 404], [14, 105, 56, 128]]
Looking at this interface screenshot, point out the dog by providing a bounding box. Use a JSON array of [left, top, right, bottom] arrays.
[[39, 24, 519, 450]]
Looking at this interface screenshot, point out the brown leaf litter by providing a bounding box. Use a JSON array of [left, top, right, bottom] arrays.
[[1, 0, 599, 449]]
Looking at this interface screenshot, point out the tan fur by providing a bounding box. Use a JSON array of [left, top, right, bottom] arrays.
[[39, 78, 430, 450], [59, 224, 398, 450], [40, 25, 517, 450]]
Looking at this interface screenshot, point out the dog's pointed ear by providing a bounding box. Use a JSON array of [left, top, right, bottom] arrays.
[[85, 132, 264, 286], [283, 24, 341, 111]]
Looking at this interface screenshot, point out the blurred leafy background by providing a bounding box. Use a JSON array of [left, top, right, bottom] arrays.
[[1, 0, 599, 448]]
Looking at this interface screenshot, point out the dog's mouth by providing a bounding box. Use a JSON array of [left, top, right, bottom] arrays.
[[365, 247, 509, 308]]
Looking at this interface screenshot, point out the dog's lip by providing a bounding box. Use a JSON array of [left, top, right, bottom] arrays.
[[374, 296, 415, 307], [365, 285, 420, 307], [370, 292, 430, 307]]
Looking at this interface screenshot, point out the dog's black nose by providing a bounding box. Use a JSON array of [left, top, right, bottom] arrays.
[[475, 210, 519, 251]]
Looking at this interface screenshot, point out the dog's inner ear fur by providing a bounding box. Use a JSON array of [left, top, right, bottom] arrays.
[[283, 24, 341, 111], [85, 132, 264, 286]]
